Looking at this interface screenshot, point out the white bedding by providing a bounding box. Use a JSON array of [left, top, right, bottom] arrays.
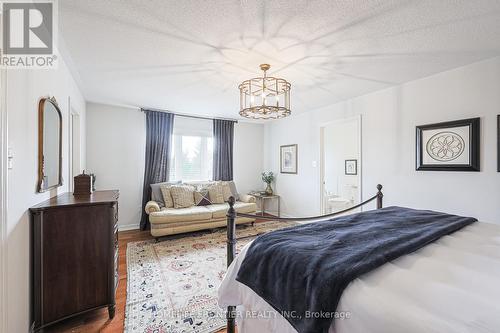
[[218, 221, 500, 333]]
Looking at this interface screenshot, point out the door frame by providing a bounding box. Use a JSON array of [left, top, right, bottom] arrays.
[[319, 115, 362, 215], [68, 97, 81, 192], [0, 67, 8, 333]]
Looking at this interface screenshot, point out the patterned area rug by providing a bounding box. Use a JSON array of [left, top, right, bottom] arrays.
[[125, 221, 297, 333]]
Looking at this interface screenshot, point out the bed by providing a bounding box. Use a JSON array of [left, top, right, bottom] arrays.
[[218, 185, 500, 333]]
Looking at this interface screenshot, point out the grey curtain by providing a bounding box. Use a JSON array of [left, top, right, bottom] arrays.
[[140, 110, 174, 230], [213, 119, 234, 181]]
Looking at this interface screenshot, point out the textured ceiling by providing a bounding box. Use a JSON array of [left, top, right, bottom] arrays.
[[60, 0, 500, 118]]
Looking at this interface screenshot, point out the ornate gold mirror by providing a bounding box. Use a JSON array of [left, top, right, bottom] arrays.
[[37, 97, 63, 192]]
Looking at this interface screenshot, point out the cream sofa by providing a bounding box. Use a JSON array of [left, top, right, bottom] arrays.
[[145, 182, 257, 238]]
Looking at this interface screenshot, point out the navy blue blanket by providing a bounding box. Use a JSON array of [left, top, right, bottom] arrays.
[[236, 206, 476, 333]]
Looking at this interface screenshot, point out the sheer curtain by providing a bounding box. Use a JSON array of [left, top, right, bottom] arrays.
[[212, 119, 234, 181], [140, 110, 174, 230]]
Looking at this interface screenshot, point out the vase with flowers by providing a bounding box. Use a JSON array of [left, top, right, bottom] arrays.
[[261, 171, 275, 196]]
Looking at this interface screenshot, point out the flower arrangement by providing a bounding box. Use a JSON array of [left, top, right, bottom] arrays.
[[261, 172, 275, 195], [261, 171, 275, 184]]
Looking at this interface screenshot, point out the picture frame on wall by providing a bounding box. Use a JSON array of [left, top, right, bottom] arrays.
[[345, 159, 358, 175], [280, 144, 298, 174], [416, 117, 480, 171]]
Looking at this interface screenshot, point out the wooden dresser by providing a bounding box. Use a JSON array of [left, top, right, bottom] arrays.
[[29, 190, 119, 332]]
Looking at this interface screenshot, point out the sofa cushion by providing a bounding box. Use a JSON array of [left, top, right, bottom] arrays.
[[150, 219, 215, 229], [205, 202, 257, 219], [170, 185, 196, 208], [150, 180, 181, 206], [149, 206, 212, 224]]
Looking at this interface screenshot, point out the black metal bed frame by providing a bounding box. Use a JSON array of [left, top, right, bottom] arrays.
[[224, 184, 384, 333]]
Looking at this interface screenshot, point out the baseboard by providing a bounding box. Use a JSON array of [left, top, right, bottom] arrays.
[[118, 223, 140, 231]]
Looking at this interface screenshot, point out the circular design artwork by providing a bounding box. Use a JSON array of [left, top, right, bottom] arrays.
[[426, 131, 465, 162]]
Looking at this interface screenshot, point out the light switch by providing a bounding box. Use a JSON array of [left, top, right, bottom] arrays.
[[312, 160, 317, 168], [7, 147, 13, 169]]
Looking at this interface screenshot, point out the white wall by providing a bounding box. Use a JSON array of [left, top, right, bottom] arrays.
[[6, 58, 86, 332], [264, 57, 500, 222], [86, 103, 146, 230], [233, 122, 264, 195], [86, 103, 264, 230]]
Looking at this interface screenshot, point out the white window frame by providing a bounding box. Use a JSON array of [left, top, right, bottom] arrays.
[[170, 133, 213, 182]]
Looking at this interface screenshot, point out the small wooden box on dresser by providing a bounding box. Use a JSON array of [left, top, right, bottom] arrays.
[[29, 190, 119, 332]]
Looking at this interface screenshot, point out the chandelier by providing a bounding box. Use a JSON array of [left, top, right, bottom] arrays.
[[238, 64, 291, 119]]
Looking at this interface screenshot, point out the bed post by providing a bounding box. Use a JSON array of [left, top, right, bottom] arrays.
[[376, 184, 383, 209], [226, 196, 236, 333]]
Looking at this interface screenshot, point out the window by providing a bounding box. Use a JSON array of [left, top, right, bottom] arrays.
[[169, 117, 213, 181]]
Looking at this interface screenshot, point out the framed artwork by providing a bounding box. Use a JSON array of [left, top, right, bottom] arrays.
[[416, 117, 480, 171], [345, 159, 358, 175], [280, 144, 298, 174]]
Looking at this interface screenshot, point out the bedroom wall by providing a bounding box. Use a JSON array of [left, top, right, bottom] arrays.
[[5, 57, 86, 332], [86, 103, 264, 230], [264, 57, 500, 222], [233, 122, 265, 195], [86, 103, 146, 230]]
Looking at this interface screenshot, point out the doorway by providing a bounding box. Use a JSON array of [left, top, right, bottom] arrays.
[[320, 116, 362, 215]]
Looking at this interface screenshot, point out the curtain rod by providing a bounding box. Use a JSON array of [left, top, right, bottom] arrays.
[[140, 107, 238, 123]]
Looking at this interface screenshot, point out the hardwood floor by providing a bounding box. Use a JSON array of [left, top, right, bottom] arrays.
[[42, 221, 268, 332]]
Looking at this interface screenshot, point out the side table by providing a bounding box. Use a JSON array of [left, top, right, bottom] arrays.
[[248, 193, 280, 217]]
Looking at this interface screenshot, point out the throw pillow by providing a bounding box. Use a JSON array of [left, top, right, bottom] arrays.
[[170, 185, 195, 208], [159, 185, 175, 208], [207, 183, 225, 204], [220, 181, 233, 202], [150, 180, 181, 206], [228, 180, 240, 201], [194, 189, 212, 206]]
